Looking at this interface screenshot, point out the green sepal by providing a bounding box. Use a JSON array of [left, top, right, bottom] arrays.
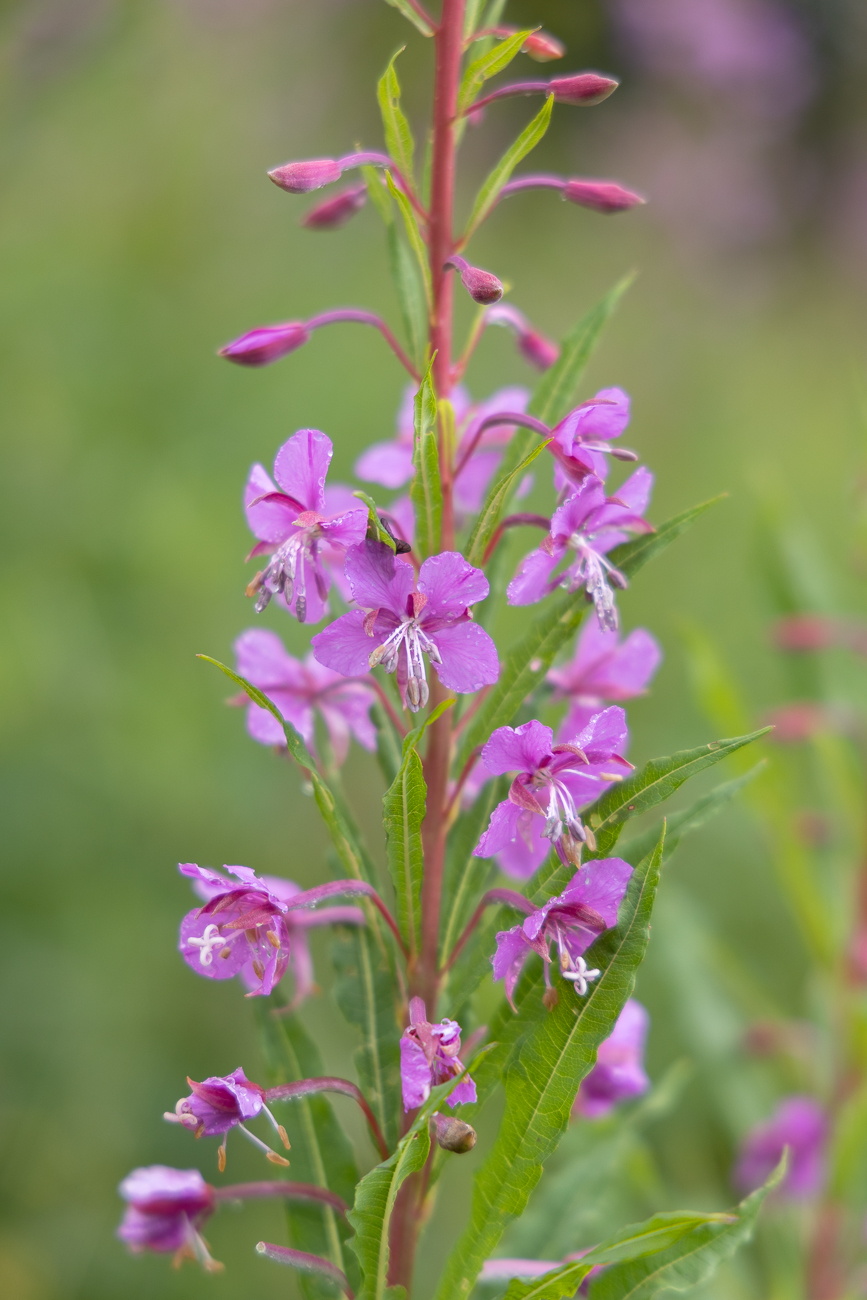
[[353, 488, 398, 551], [458, 28, 535, 114]]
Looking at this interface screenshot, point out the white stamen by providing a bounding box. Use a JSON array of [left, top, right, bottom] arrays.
[[187, 924, 234, 967]]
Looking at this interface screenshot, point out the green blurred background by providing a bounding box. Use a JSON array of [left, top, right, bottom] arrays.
[[2, 0, 867, 1296]]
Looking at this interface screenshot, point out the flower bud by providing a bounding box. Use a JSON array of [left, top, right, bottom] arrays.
[[487, 303, 559, 370], [523, 31, 565, 62], [549, 73, 618, 105], [444, 255, 504, 305], [268, 158, 342, 194], [219, 321, 311, 367], [431, 1111, 477, 1154], [563, 179, 645, 214], [301, 184, 368, 231]]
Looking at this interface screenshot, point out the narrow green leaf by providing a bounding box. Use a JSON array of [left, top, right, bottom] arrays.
[[255, 1004, 359, 1299], [378, 50, 415, 183], [587, 1159, 784, 1299], [455, 495, 724, 770], [434, 832, 665, 1300], [353, 489, 398, 551], [463, 0, 488, 37], [465, 95, 554, 240], [606, 494, 727, 580], [410, 358, 442, 559], [332, 928, 403, 1151], [619, 763, 766, 867], [363, 164, 394, 224], [458, 29, 534, 114], [438, 775, 507, 966], [388, 224, 428, 366], [383, 0, 435, 38], [464, 438, 551, 568], [386, 171, 432, 309], [382, 742, 428, 953]]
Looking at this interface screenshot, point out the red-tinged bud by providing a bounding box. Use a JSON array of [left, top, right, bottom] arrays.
[[518, 330, 559, 369], [444, 255, 504, 305], [549, 73, 618, 105], [563, 179, 646, 214], [523, 30, 565, 62], [268, 158, 342, 194], [219, 321, 311, 367], [301, 184, 367, 231]]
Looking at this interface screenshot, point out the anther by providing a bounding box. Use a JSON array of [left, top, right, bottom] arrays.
[[266, 930, 281, 948]]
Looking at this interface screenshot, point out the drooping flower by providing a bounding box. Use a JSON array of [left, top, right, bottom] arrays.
[[485, 303, 559, 370], [164, 1067, 290, 1169], [311, 541, 499, 712], [473, 713, 632, 878], [116, 1166, 220, 1270], [549, 388, 636, 488], [491, 858, 633, 1009], [233, 628, 376, 764], [573, 999, 650, 1118], [548, 619, 662, 735], [507, 470, 654, 631], [734, 1095, 827, 1199], [355, 384, 532, 518], [178, 864, 292, 997], [400, 997, 477, 1111], [185, 865, 364, 1008], [244, 427, 367, 624]]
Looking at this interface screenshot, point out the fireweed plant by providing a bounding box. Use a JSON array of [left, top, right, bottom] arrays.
[[118, 3, 783, 1296]]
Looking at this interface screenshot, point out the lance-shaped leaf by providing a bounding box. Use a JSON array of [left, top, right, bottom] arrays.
[[363, 166, 428, 369], [438, 775, 507, 967], [384, 0, 435, 38], [256, 1243, 355, 1298], [433, 832, 665, 1300], [410, 358, 442, 559], [605, 494, 727, 580], [455, 495, 723, 769], [383, 700, 454, 952], [464, 438, 551, 568], [386, 171, 432, 309], [464, 95, 554, 240], [255, 1005, 359, 1300], [458, 28, 535, 114], [353, 489, 398, 552], [333, 927, 403, 1151], [619, 762, 765, 867], [378, 50, 415, 182]]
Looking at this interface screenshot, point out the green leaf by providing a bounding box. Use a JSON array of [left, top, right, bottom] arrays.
[[383, 0, 434, 38], [353, 489, 398, 551], [606, 494, 727, 581], [464, 438, 551, 568], [332, 928, 403, 1151], [438, 775, 507, 967], [255, 1004, 359, 1299], [433, 832, 665, 1300], [458, 29, 534, 114], [410, 358, 442, 559], [587, 1159, 784, 1299], [372, 699, 403, 788], [619, 763, 766, 867], [464, 95, 554, 240], [387, 223, 428, 367], [381, 700, 453, 953], [455, 495, 724, 771], [378, 51, 415, 184], [386, 171, 432, 309]]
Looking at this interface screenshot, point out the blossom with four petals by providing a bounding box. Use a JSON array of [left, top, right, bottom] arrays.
[[399, 997, 477, 1110], [548, 619, 662, 736], [312, 540, 499, 711], [164, 1066, 290, 1168], [491, 858, 633, 1008], [244, 427, 367, 623], [508, 469, 654, 630], [550, 386, 636, 491], [573, 998, 650, 1118], [116, 1166, 219, 1269], [473, 712, 632, 878]]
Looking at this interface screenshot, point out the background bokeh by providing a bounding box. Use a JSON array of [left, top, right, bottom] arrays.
[[2, 0, 867, 1296]]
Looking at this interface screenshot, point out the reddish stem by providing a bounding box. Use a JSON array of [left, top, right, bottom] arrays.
[[453, 411, 550, 479], [265, 1077, 390, 1161], [483, 512, 551, 565], [213, 1180, 348, 1214], [444, 888, 536, 970], [306, 309, 420, 379]]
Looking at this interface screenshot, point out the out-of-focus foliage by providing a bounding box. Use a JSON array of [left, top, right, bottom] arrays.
[[1, 1, 866, 1298]]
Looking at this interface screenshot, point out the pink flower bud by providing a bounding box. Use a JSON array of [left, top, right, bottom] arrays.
[[549, 73, 618, 105], [301, 184, 367, 231], [268, 158, 342, 194], [444, 255, 504, 305], [563, 179, 645, 214], [518, 329, 559, 369], [218, 321, 311, 367], [522, 30, 565, 62]]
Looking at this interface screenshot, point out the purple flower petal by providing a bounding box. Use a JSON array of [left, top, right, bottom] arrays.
[[506, 545, 560, 606], [474, 799, 524, 857], [355, 440, 415, 488], [273, 428, 332, 514], [344, 540, 415, 616], [560, 857, 633, 930], [428, 621, 499, 693], [551, 478, 608, 539], [418, 551, 490, 617], [481, 720, 556, 776], [318, 507, 369, 550], [735, 1096, 827, 1199], [400, 1035, 433, 1110], [572, 705, 629, 761], [312, 609, 383, 678], [492, 924, 533, 1009], [497, 812, 552, 879], [447, 1073, 477, 1107], [245, 463, 300, 543], [553, 387, 631, 450], [574, 998, 650, 1118]]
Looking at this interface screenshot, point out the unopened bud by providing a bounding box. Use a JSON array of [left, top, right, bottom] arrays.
[[444, 255, 503, 305], [549, 73, 618, 105], [268, 158, 342, 193], [219, 321, 311, 367], [563, 179, 645, 214], [543, 987, 559, 1010], [523, 31, 565, 62], [431, 1112, 477, 1153], [518, 329, 559, 370], [301, 183, 367, 230]]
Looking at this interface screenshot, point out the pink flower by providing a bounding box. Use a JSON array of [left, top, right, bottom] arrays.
[[400, 997, 477, 1111], [491, 858, 633, 1009], [311, 541, 499, 712], [548, 619, 662, 735], [473, 713, 632, 878], [550, 388, 636, 488], [734, 1096, 827, 1199], [178, 864, 292, 998], [573, 999, 650, 1118], [233, 628, 376, 765], [117, 1166, 219, 1269], [244, 427, 368, 624], [301, 183, 367, 230], [508, 470, 654, 631], [164, 1067, 291, 1169]]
